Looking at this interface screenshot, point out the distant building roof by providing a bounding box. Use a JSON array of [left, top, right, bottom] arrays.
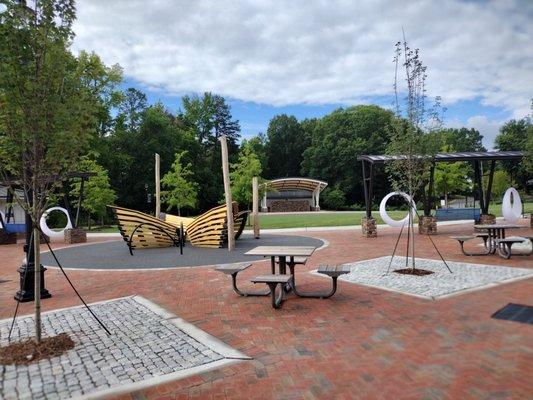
[[357, 151, 524, 164], [264, 178, 328, 192]]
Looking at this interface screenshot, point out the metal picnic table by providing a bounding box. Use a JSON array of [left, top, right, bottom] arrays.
[[474, 224, 522, 254]]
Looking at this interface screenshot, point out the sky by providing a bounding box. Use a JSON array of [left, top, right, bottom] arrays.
[[71, 0, 533, 149]]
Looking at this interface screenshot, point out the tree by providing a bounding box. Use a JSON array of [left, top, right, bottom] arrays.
[[438, 127, 485, 152], [386, 35, 443, 271], [302, 105, 394, 207], [161, 151, 198, 215], [70, 158, 116, 228], [0, 0, 104, 343], [434, 162, 469, 207], [495, 117, 532, 190], [265, 115, 308, 178], [241, 133, 267, 171], [117, 88, 147, 132], [230, 147, 263, 207], [321, 186, 346, 210], [179, 93, 240, 210]]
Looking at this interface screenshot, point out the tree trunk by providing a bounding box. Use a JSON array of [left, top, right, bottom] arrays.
[[34, 225, 42, 344]]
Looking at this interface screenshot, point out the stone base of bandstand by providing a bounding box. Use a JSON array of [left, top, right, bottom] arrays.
[[64, 228, 87, 244], [361, 217, 377, 238], [479, 214, 496, 225], [418, 215, 437, 235]]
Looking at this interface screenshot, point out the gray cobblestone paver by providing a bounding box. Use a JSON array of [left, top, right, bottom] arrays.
[[0, 297, 225, 399], [336, 256, 533, 299]]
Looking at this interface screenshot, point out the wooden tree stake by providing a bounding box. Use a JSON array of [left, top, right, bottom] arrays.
[[155, 153, 161, 217], [252, 176, 260, 238]]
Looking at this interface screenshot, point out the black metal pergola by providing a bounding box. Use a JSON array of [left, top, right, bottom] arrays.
[[357, 151, 524, 219]]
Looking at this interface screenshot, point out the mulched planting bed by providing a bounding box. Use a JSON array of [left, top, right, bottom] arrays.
[[394, 268, 434, 276], [0, 333, 75, 365]]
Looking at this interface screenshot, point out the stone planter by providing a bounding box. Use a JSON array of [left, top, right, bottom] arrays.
[[418, 215, 437, 235], [64, 228, 87, 244], [0, 230, 17, 245], [361, 217, 377, 238], [479, 214, 496, 225]]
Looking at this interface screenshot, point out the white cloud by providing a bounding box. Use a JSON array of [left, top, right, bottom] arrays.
[[72, 0, 533, 117]]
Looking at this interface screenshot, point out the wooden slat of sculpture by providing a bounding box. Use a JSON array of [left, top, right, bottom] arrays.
[[159, 202, 250, 249], [186, 204, 228, 248], [163, 213, 195, 229], [109, 205, 179, 250]]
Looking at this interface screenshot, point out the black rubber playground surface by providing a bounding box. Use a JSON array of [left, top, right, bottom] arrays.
[[41, 233, 325, 270]]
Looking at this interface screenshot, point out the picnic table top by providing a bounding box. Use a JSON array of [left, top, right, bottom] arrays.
[[474, 224, 522, 229], [244, 245, 316, 257]]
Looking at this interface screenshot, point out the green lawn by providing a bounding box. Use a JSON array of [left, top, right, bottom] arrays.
[[247, 211, 413, 229], [84, 202, 532, 232]]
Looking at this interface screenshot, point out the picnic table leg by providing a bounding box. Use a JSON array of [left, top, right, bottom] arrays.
[[264, 282, 284, 309], [270, 256, 275, 274], [230, 272, 270, 297], [288, 265, 339, 299]]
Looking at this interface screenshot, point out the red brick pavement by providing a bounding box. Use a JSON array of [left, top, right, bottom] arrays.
[[0, 223, 532, 399]]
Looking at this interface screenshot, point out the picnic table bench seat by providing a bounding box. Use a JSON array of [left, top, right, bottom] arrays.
[[495, 237, 530, 259], [450, 235, 490, 256], [288, 264, 351, 299], [215, 262, 270, 297], [251, 274, 292, 309]]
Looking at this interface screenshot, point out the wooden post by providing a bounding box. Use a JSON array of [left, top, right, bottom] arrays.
[[155, 153, 161, 217], [252, 176, 260, 239], [220, 135, 235, 250]]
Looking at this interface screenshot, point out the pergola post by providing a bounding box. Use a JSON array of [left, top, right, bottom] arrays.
[[361, 160, 377, 238], [485, 160, 496, 212]]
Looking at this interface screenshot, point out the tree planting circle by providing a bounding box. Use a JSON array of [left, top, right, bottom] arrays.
[[502, 187, 522, 223], [379, 192, 416, 227], [40, 207, 73, 238]]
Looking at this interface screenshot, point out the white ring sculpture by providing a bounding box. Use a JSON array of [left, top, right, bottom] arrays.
[[40, 207, 73, 238], [379, 192, 417, 228], [502, 188, 522, 223]]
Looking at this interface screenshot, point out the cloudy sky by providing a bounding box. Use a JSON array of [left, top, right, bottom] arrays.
[[72, 0, 532, 148]]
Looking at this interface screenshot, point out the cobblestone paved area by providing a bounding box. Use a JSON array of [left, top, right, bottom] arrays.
[[333, 256, 533, 299], [0, 297, 247, 400]]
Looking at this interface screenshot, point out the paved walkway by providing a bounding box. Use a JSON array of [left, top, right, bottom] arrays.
[[0, 222, 532, 399]]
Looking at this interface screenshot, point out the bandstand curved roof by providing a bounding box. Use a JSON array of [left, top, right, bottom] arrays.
[[264, 177, 328, 192]]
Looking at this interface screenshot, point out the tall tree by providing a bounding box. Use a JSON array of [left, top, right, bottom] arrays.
[[495, 116, 532, 190], [265, 115, 308, 178], [302, 105, 394, 206], [161, 151, 198, 215], [180, 93, 240, 210], [230, 147, 263, 207], [117, 87, 147, 132], [0, 0, 104, 342]]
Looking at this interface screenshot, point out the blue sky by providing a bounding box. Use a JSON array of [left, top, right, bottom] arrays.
[[74, 0, 532, 149], [128, 78, 513, 147]]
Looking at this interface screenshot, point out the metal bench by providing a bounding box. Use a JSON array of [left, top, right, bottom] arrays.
[[450, 235, 490, 256], [495, 238, 529, 259], [251, 274, 292, 309], [215, 262, 270, 297]]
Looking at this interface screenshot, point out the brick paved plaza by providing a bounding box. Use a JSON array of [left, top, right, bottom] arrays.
[[0, 222, 532, 399]]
